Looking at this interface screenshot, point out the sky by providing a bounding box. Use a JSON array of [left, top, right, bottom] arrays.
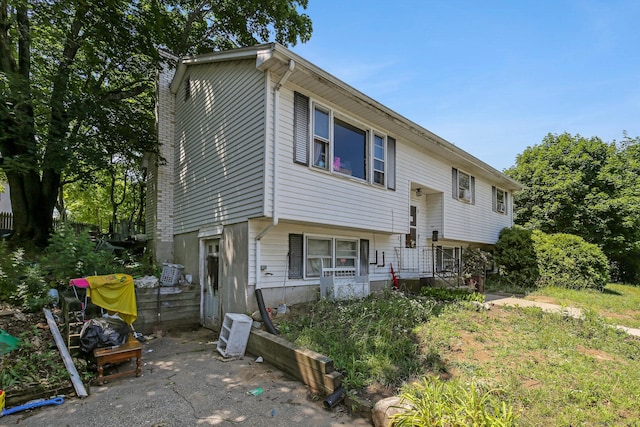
[[290, 0, 640, 171]]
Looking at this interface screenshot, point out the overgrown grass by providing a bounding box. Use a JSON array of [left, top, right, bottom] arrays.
[[279, 290, 441, 390], [527, 283, 640, 328], [282, 287, 640, 426]]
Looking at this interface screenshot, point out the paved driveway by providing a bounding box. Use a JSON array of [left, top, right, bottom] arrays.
[[3, 328, 371, 427]]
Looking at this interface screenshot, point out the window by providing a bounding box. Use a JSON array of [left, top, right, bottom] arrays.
[[293, 92, 396, 189], [405, 205, 417, 248], [373, 134, 385, 185], [492, 186, 508, 214], [313, 107, 330, 169], [334, 119, 367, 179], [288, 234, 367, 278], [452, 168, 475, 204], [306, 237, 333, 277]]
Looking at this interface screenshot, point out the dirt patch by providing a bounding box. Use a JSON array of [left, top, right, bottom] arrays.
[[524, 295, 560, 305], [575, 344, 616, 362]]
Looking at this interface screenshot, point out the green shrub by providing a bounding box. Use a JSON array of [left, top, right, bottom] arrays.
[[532, 231, 609, 291], [0, 243, 23, 301], [421, 287, 485, 303], [392, 376, 518, 427], [13, 264, 50, 312], [494, 226, 539, 289], [40, 225, 119, 286]]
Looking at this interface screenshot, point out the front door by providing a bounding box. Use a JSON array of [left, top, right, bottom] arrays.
[[401, 205, 419, 270], [201, 239, 220, 329]]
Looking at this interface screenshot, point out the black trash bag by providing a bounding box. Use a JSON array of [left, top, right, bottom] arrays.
[[79, 317, 129, 353]]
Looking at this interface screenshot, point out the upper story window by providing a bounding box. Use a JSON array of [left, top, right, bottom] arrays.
[[373, 134, 385, 185], [293, 92, 395, 189], [492, 186, 508, 214], [313, 107, 330, 169], [452, 168, 475, 204]]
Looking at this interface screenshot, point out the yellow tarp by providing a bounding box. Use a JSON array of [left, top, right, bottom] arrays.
[[85, 274, 137, 325]]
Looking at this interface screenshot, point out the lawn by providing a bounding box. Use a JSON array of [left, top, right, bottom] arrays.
[[280, 284, 640, 426]]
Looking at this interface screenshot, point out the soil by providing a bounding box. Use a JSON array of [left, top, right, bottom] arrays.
[[0, 304, 74, 396]]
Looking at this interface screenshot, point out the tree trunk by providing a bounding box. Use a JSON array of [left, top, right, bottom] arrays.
[[5, 169, 58, 246]]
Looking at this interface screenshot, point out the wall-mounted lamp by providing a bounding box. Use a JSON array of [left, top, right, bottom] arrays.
[[432, 230, 439, 242], [415, 188, 423, 197]]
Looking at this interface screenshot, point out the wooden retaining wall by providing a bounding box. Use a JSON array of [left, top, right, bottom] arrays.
[[246, 329, 342, 395], [133, 285, 200, 334]]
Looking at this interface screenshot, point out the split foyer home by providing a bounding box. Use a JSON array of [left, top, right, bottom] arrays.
[[148, 43, 522, 329]]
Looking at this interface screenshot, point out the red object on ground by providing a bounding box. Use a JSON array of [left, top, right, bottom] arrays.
[[390, 264, 399, 289]]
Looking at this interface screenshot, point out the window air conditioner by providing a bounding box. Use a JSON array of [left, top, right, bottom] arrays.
[[497, 202, 505, 213], [459, 188, 471, 201]]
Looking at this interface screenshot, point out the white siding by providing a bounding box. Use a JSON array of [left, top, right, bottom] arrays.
[[272, 86, 408, 234], [173, 60, 267, 233], [250, 220, 403, 290], [271, 84, 511, 244]]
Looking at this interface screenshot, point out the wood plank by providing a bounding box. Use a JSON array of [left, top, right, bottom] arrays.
[[43, 308, 89, 398]]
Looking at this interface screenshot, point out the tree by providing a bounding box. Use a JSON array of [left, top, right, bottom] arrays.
[[507, 132, 640, 282], [0, 0, 312, 246]]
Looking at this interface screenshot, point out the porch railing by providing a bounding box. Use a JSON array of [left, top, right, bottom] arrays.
[[395, 246, 467, 286]]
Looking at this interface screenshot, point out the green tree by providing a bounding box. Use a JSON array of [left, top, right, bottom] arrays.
[[507, 132, 640, 282], [0, 0, 312, 246]]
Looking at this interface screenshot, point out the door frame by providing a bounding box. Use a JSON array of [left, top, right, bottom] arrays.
[[199, 233, 222, 329]]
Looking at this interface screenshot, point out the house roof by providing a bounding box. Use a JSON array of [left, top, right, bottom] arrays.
[[170, 43, 522, 192]]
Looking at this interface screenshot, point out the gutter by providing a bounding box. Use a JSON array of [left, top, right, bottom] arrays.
[[255, 59, 295, 289]]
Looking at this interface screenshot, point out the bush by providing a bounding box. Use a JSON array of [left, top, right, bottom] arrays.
[[494, 227, 610, 291], [392, 376, 518, 427], [0, 243, 23, 301], [494, 226, 539, 289], [532, 231, 609, 291], [40, 225, 119, 286]]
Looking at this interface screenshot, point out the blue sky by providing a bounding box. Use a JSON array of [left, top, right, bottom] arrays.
[[291, 1, 640, 171]]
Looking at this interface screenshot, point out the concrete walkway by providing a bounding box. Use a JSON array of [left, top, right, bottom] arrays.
[[485, 294, 640, 338]]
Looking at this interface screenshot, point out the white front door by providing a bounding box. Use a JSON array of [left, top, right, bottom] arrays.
[[201, 238, 220, 329]]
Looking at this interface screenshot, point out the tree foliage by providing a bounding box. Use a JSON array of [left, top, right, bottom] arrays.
[[506, 132, 640, 282], [0, 0, 312, 246]]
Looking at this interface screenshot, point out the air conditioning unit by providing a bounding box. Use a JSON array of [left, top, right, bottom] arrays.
[[459, 188, 471, 201], [497, 202, 505, 213]]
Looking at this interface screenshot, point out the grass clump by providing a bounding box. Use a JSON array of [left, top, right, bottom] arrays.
[[279, 290, 438, 390], [392, 377, 518, 427]]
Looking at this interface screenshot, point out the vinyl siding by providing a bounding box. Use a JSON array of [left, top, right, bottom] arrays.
[[272, 84, 511, 244], [250, 220, 403, 289], [173, 60, 267, 233], [272, 86, 407, 234]]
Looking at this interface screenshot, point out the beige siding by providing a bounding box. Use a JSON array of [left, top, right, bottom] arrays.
[[173, 59, 267, 233]]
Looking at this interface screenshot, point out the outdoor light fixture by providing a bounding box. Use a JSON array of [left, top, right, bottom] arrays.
[[415, 188, 423, 197]]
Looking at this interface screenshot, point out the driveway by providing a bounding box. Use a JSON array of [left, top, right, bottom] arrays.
[[3, 328, 371, 426]]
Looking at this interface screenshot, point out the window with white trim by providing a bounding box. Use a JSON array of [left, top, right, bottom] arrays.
[[373, 134, 385, 185], [492, 186, 508, 214], [293, 92, 396, 189], [288, 235, 365, 278], [313, 107, 330, 169], [306, 237, 333, 277], [452, 168, 475, 204]]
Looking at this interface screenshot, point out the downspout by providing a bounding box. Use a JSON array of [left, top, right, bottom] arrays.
[[255, 59, 296, 289]]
